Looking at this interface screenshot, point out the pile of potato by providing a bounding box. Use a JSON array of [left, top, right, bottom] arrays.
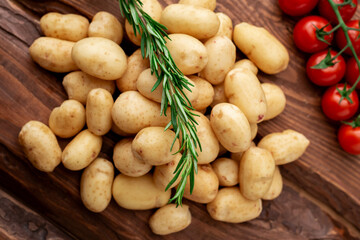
[[18, 0, 310, 236]]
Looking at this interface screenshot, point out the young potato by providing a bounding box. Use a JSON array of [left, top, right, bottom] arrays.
[[125, 0, 163, 46], [72, 37, 127, 80], [258, 129, 310, 165], [239, 147, 276, 201], [49, 100, 85, 138], [113, 138, 152, 177], [207, 13, 233, 40], [261, 83, 286, 121], [212, 158, 239, 186], [40, 12, 89, 42], [62, 129, 102, 171], [63, 71, 115, 105], [160, 4, 220, 40], [132, 127, 179, 165], [116, 49, 150, 92], [178, 0, 216, 11], [210, 82, 228, 107], [230, 142, 255, 162], [112, 173, 171, 210], [183, 164, 219, 203], [200, 36, 236, 85], [231, 59, 258, 75], [80, 158, 114, 213], [86, 88, 114, 136], [250, 123, 258, 140], [18, 121, 61, 172], [165, 34, 208, 75], [262, 166, 283, 200], [112, 91, 170, 134], [225, 68, 267, 123], [207, 187, 262, 223], [149, 204, 191, 235], [29, 37, 78, 73], [233, 22, 289, 74], [111, 120, 134, 136], [188, 76, 214, 111], [218, 143, 228, 156], [88, 11, 123, 44], [153, 154, 181, 190], [210, 103, 251, 153]]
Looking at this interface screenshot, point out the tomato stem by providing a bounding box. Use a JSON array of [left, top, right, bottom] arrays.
[[342, 114, 360, 127]]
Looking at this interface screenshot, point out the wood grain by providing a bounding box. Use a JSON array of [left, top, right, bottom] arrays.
[[0, 0, 360, 239]]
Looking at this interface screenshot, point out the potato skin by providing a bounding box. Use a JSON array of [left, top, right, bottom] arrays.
[[212, 158, 239, 186], [80, 158, 114, 212], [262, 166, 283, 200], [210, 82, 227, 108], [233, 22, 289, 74], [49, 100, 85, 138], [261, 83, 286, 121], [29, 37, 78, 73], [153, 154, 181, 190], [214, 13, 233, 39], [62, 129, 102, 171], [231, 59, 258, 75], [88, 11, 123, 44], [178, 0, 216, 11], [112, 173, 171, 210], [149, 204, 191, 235], [207, 187, 262, 223], [72, 37, 127, 80], [160, 4, 220, 40], [40, 13, 89, 42], [188, 76, 214, 111], [18, 121, 62, 172]]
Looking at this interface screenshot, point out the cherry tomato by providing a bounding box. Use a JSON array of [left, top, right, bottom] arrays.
[[293, 16, 333, 53], [306, 50, 346, 86], [338, 123, 360, 155], [335, 20, 360, 56], [279, 0, 319, 16], [318, 0, 358, 23], [345, 57, 360, 89], [321, 84, 359, 121]]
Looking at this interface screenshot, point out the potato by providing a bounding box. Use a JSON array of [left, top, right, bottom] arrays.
[[40, 12, 89, 42], [63, 71, 115, 105], [161, 4, 220, 40], [112, 91, 170, 134], [62, 129, 102, 171], [80, 158, 114, 212], [178, 0, 216, 11], [258, 129, 310, 165], [231, 59, 258, 75], [212, 158, 238, 186], [261, 83, 286, 121], [225, 68, 267, 123], [239, 146, 275, 200], [218, 143, 228, 156], [132, 127, 179, 165], [49, 100, 85, 138], [86, 88, 114, 136], [29, 37, 78, 73], [125, 0, 163, 46], [230, 142, 255, 162], [183, 164, 219, 203], [233, 22, 289, 74], [111, 121, 133, 136], [153, 154, 181, 190], [210, 82, 227, 107], [210, 103, 251, 153], [207, 187, 262, 223], [165, 34, 208, 75], [72, 37, 127, 80], [250, 123, 258, 140], [211, 13, 233, 40], [188, 76, 214, 111], [88, 11, 123, 44], [116, 49, 150, 92], [200, 36, 236, 85], [18, 121, 61, 172], [112, 173, 171, 210], [262, 166, 283, 200], [149, 204, 191, 235]]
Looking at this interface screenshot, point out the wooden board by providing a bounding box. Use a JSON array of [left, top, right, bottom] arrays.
[[0, 0, 359, 239]]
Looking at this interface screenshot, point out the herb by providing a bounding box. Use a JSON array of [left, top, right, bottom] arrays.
[[118, 0, 201, 206]]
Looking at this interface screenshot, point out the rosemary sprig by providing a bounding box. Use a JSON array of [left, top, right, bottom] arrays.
[[118, 0, 201, 206]]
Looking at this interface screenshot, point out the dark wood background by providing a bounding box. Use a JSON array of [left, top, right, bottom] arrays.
[[0, 0, 360, 239]]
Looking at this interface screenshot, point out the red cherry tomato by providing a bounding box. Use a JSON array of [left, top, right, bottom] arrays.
[[293, 16, 333, 53], [279, 0, 319, 16], [338, 123, 360, 155], [321, 84, 359, 121], [345, 57, 360, 89], [306, 50, 346, 86], [318, 0, 358, 23], [336, 20, 360, 56]]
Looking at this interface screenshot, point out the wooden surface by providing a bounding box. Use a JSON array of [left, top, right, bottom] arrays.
[[0, 0, 360, 239]]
